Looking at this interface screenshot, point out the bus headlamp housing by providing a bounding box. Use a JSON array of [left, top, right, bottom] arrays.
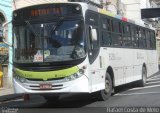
[[13, 72, 27, 83], [79, 69, 85, 74], [64, 73, 83, 82], [64, 65, 87, 82]]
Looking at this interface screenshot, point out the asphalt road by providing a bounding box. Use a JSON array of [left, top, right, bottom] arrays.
[[42, 72, 160, 108], [1, 72, 160, 113]]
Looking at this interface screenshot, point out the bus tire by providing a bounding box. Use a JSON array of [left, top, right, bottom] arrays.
[[138, 66, 147, 87], [97, 72, 112, 101]]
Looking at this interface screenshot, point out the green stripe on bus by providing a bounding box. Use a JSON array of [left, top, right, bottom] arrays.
[[15, 66, 79, 81]]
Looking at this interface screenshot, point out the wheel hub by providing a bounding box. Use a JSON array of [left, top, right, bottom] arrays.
[[104, 80, 110, 94]]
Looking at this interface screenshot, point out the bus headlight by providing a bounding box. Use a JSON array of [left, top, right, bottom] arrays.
[[14, 73, 26, 83], [79, 69, 85, 74], [19, 77, 26, 83], [65, 73, 83, 82]]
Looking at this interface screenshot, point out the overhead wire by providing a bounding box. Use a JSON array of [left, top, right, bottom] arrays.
[[12, 0, 16, 9]]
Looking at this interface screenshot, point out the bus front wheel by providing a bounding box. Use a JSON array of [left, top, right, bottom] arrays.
[[97, 72, 112, 101]]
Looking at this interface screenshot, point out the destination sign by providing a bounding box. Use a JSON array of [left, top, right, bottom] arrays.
[[31, 7, 63, 17], [13, 4, 82, 20]]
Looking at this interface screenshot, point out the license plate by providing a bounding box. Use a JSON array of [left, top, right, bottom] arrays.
[[40, 84, 52, 89]]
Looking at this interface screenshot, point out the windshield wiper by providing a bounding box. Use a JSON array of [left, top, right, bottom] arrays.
[[52, 17, 64, 32], [25, 20, 39, 38]]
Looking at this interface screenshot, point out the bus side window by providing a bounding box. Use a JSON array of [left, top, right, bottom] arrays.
[[123, 24, 132, 47], [131, 26, 135, 47], [139, 28, 146, 48], [112, 20, 122, 47], [101, 17, 112, 46], [135, 27, 139, 48], [118, 22, 123, 46], [146, 31, 151, 49], [151, 31, 156, 49], [102, 32, 112, 46], [138, 28, 143, 48], [143, 29, 147, 48], [122, 23, 127, 47]]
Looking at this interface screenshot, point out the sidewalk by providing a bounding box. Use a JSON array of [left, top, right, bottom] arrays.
[[0, 87, 47, 108], [0, 86, 19, 103], [0, 87, 14, 96]]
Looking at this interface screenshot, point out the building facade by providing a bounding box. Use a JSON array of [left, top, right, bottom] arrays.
[[0, 0, 12, 87]]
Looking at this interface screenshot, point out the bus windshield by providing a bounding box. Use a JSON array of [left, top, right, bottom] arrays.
[[13, 19, 86, 63]]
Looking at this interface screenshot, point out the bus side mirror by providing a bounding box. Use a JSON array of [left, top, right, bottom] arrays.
[[88, 25, 98, 50], [2, 21, 13, 47]]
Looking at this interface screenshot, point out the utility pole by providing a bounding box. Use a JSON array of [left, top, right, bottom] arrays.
[[117, 0, 121, 15]]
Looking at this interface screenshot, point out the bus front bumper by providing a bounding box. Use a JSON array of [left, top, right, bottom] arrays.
[[13, 75, 90, 94]]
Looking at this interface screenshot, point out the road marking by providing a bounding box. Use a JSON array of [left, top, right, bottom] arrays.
[[115, 92, 160, 96], [147, 78, 160, 82], [148, 77, 160, 80], [128, 84, 160, 91], [148, 76, 160, 80], [146, 81, 160, 85], [150, 76, 160, 78]]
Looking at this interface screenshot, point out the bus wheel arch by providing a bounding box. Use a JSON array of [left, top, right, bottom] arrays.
[[96, 66, 114, 101], [97, 72, 112, 101]]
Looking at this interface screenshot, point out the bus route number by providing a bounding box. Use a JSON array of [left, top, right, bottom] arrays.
[[34, 55, 43, 62]]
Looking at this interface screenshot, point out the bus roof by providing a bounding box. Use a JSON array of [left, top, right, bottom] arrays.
[[13, 0, 154, 30], [98, 8, 155, 30]]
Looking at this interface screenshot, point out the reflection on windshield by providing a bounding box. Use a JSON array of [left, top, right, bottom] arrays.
[[13, 20, 85, 63]]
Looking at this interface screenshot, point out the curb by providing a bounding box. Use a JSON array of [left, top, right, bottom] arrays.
[[0, 94, 22, 102], [0, 94, 47, 108]]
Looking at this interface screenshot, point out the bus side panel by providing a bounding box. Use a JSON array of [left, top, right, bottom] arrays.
[[107, 48, 125, 86], [89, 48, 107, 93], [124, 48, 134, 84], [133, 50, 145, 81], [147, 50, 159, 77]]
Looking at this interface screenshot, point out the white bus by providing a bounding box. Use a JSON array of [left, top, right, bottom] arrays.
[[12, 0, 158, 100]]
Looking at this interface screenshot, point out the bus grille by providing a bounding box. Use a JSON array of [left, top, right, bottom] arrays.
[[23, 83, 63, 90], [26, 77, 65, 81]]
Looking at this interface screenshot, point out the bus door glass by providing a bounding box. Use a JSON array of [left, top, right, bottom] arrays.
[[86, 11, 100, 63]]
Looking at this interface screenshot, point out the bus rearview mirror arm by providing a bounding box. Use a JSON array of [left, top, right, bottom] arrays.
[[2, 21, 13, 47], [2, 38, 13, 47]]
